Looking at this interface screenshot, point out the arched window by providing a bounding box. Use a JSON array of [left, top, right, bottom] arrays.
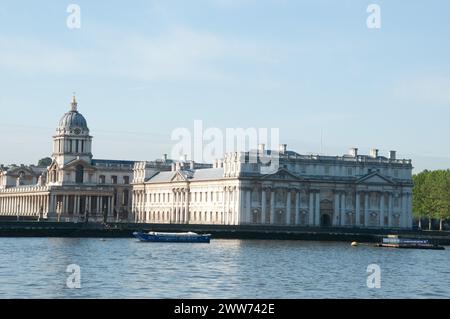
[[75, 165, 84, 184]]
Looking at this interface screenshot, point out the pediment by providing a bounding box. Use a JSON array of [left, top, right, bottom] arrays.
[[261, 168, 300, 181], [171, 171, 188, 182], [357, 172, 394, 185]]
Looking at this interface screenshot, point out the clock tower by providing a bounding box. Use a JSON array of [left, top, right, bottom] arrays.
[[52, 95, 93, 167]]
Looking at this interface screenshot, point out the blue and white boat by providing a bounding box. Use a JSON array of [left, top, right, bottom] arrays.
[[133, 231, 211, 243]]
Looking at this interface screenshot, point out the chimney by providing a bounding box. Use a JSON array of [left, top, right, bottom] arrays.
[[370, 148, 379, 158], [389, 150, 396, 160], [171, 163, 176, 171], [279, 144, 287, 154], [258, 143, 265, 153], [163, 154, 168, 162], [190, 160, 195, 170], [217, 159, 223, 168], [349, 148, 358, 157], [183, 154, 188, 162]]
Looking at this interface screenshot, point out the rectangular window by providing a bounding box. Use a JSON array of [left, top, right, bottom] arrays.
[[111, 176, 117, 184], [347, 167, 352, 176], [99, 175, 106, 184], [123, 176, 130, 184], [75, 140, 79, 153]]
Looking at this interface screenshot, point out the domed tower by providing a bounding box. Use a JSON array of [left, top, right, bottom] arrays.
[[52, 95, 93, 166]]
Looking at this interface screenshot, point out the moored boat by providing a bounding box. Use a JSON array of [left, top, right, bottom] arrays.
[[376, 235, 445, 250], [133, 231, 211, 243]]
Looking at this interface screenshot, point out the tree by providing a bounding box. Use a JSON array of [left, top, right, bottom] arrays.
[[37, 157, 52, 167], [413, 169, 450, 231]]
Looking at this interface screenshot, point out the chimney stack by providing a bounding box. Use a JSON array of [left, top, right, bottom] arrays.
[[370, 148, 379, 158], [258, 143, 265, 153], [279, 144, 287, 154], [349, 147, 358, 157], [163, 154, 168, 162], [389, 150, 396, 160], [190, 160, 195, 170], [171, 163, 176, 171]]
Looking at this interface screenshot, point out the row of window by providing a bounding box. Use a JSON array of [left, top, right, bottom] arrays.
[[98, 175, 130, 185], [144, 191, 231, 204]]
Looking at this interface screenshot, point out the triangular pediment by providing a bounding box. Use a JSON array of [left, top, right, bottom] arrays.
[[171, 171, 188, 182], [357, 172, 394, 185], [261, 168, 301, 181]]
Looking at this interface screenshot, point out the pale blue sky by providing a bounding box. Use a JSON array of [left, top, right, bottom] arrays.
[[0, 0, 449, 172]]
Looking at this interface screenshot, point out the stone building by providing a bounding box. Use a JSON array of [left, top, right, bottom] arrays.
[[0, 96, 136, 222], [132, 145, 413, 229]]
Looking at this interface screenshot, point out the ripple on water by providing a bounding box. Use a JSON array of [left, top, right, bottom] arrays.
[[0, 238, 449, 298]]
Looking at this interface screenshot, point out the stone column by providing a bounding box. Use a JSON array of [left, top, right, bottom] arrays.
[[223, 189, 228, 225], [401, 193, 407, 228], [308, 191, 314, 225], [355, 191, 360, 226], [295, 191, 301, 225], [234, 187, 240, 225], [270, 189, 275, 225], [340, 192, 346, 226], [109, 196, 113, 221], [246, 189, 251, 224], [407, 193, 413, 229], [379, 193, 385, 227], [62, 196, 66, 215], [286, 190, 292, 225], [73, 196, 79, 215], [185, 189, 189, 224], [364, 192, 370, 227], [261, 188, 266, 224], [333, 191, 340, 226], [96, 197, 101, 216], [314, 191, 321, 226]]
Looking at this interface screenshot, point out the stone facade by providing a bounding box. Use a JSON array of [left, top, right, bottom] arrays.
[[132, 145, 413, 229], [0, 96, 135, 222]]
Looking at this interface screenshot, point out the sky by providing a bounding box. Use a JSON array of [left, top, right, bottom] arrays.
[[0, 0, 449, 172]]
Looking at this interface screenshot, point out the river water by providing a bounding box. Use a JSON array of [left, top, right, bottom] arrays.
[[0, 238, 448, 299]]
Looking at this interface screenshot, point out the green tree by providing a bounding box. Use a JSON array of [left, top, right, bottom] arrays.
[[413, 169, 450, 231], [37, 157, 52, 167]]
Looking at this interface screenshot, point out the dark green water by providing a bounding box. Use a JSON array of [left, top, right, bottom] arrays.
[[0, 238, 448, 298]]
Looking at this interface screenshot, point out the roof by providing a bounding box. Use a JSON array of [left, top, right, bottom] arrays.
[[58, 110, 88, 131], [92, 159, 137, 166], [145, 168, 225, 184]]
